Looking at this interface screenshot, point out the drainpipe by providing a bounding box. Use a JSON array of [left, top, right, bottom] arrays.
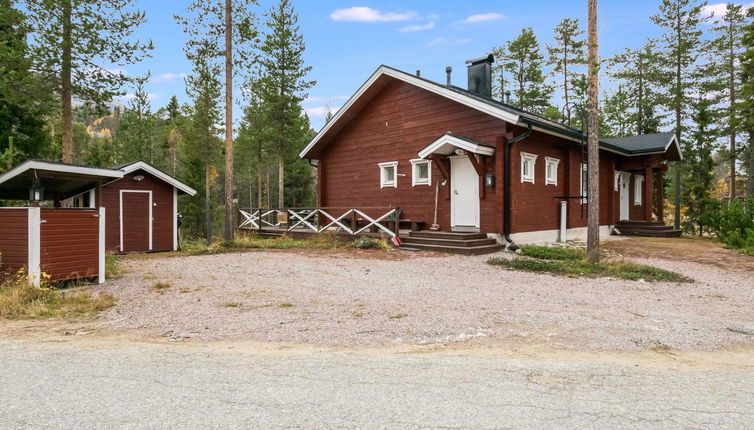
[[503, 123, 533, 250]]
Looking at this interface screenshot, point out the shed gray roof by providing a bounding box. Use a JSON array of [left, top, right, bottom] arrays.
[[601, 132, 678, 155]]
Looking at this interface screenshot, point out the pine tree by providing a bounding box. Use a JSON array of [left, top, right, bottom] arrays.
[[185, 40, 223, 244], [164, 95, 183, 175], [501, 28, 554, 113], [683, 92, 717, 234], [25, 0, 152, 163], [256, 0, 315, 207], [547, 18, 586, 123], [740, 9, 754, 197], [237, 77, 270, 210], [586, 0, 600, 263], [707, 3, 747, 201], [608, 42, 666, 135], [116, 75, 155, 164], [651, 0, 705, 229], [0, 0, 54, 165], [176, 0, 257, 241], [601, 86, 633, 138]]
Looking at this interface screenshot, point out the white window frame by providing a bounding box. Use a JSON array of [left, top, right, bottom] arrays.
[[634, 174, 644, 205], [378, 161, 398, 188], [545, 157, 560, 186], [580, 163, 588, 204], [410, 158, 431, 187], [520, 152, 538, 184]]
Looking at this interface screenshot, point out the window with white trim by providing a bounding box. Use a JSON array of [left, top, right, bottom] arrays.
[[379, 161, 398, 188], [580, 163, 588, 204], [410, 159, 431, 186], [520, 152, 538, 183], [545, 157, 559, 186], [634, 174, 644, 205]]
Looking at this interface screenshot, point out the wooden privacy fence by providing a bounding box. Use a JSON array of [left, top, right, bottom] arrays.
[[238, 207, 401, 238]]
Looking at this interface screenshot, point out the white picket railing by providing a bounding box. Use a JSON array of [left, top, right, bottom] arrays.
[[238, 207, 399, 238]]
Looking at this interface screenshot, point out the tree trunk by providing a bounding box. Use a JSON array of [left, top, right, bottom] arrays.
[[265, 169, 271, 209], [61, 0, 73, 163], [223, 0, 234, 241], [673, 11, 682, 230], [748, 133, 754, 197], [586, 0, 600, 264], [729, 43, 737, 202], [205, 163, 212, 245], [278, 154, 284, 207]]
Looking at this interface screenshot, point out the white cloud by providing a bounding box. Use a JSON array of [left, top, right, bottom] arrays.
[[427, 37, 471, 47], [304, 105, 340, 117], [305, 95, 348, 104], [330, 7, 415, 22], [399, 21, 435, 32], [151, 72, 187, 83], [701, 3, 754, 22], [459, 12, 504, 24]]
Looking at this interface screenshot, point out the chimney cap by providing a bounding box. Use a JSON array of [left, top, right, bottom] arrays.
[[465, 54, 494, 66]]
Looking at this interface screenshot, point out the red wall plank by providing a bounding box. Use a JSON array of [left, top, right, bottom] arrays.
[[40, 209, 99, 282], [0, 209, 28, 277]]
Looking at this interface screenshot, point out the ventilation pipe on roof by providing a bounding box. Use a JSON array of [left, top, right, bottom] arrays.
[[445, 66, 452, 86], [416, 69, 421, 77], [503, 123, 533, 251], [466, 54, 494, 98]]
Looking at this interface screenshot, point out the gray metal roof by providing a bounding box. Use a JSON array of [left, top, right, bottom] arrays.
[[601, 132, 678, 154]]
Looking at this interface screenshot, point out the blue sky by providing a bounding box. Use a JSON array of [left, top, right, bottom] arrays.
[[120, 0, 732, 131]]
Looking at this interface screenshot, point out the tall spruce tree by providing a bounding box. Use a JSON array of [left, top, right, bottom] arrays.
[[547, 18, 586, 123], [116, 75, 156, 164], [740, 8, 754, 197], [25, 0, 152, 163], [651, 0, 705, 229], [601, 86, 633, 138], [683, 91, 717, 234], [176, 0, 257, 241], [707, 3, 747, 201], [501, 28, 554, 113], [256, 0, 315, 207], [0, 0, 53, 166], [608, 42, 666, 135]]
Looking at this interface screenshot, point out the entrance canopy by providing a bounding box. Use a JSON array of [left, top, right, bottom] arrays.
[[418, 132, 495, 159], [0, 160, 123, 201]]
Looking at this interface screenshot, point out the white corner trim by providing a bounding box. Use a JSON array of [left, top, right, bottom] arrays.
[[417, 134, 496, 159], [120, 161, 197, 196], [27, 207, 41, 287], [299, 65, 520, 159], [98, 207, 106, 284], [520, 152, 538, 184], [378, 161, 399, 188], [409, 158, 432, 187], [173, 187, 178, 251], [119, 190, 153, 252], [0, 160, 123, 187], [545, 156, 560, 186]]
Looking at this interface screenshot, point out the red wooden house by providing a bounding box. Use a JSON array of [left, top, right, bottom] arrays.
[[71, 161, 197, 253], [299, 55, 681, 254]]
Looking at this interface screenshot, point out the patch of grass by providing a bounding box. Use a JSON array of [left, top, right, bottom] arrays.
[[0, 277, 115, 319], [519, 245, 585, 261], [352, 236, 389, 250], [224, 302, 242, 308], [389, 313, 408, 320], [179, 287, 191, 293], [278, 302, 294, 309], [488, 248, 692, 283], [153, 281, 171, 290], [105, 254, 123, 279], [180, 232, 392, 255], [143, 273, 158, 280]]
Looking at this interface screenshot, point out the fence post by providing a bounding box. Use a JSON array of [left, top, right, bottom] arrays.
[[27, 207, 41, 287], [98, 207, 106, 284]]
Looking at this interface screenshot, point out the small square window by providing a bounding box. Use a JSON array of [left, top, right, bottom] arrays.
[[379, 161, 398, 188], [545, 157, 559, 186], [410, 159, 431, 186], [520, 152, 538, 184]]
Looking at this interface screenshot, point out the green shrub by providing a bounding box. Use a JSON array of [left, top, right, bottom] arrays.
[[0, 275, 115, 319], [715, 198, 754, 254], [519, 245, 585, 261], [352, 236, 389, 250]]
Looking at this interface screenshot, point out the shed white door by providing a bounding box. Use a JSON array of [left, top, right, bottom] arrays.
[[619, 172, 631, 221], [450, 156, 480, 230]]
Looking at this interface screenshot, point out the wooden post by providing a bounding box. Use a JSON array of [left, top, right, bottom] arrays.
[[316, 160, 325, 207], [608, 159, 615, 224], [495, 136, 504, 233], [656, 169, 665, 223], [644, 167, 653, 221], [95, 181, 102, 208]]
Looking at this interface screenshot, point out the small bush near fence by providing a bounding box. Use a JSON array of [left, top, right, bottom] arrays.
[[0, 271, 115, 319], [352, 237, 389, 250], [715, 199, 754, 256], [488, 245, 692, 283]]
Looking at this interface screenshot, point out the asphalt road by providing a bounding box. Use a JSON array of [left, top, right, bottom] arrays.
[[1, 338, 753, 429]]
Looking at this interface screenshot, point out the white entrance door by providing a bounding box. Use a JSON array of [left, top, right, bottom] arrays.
[[619, 172, 631, 221], [450, 156, 480, 230]]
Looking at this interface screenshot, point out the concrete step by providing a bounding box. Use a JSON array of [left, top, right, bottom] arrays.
[[612, 227, 682, 238], [615, 221, 667, 227], [401, 236, 498, 248], [403, 242, 505, 255], [408, 230, 488, 241]]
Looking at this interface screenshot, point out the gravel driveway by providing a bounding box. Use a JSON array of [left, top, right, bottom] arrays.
[[98, 243, 754, 351]]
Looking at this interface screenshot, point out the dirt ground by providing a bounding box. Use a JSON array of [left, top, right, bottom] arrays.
[[68, 236, 753, 352]]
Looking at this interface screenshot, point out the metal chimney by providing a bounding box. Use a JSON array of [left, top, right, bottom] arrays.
[[445, 66, 452, 86], [465, 54, 494, 98], [416, 69, 421, 77]]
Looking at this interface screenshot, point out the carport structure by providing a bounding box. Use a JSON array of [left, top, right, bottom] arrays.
[[0, 160, 123, 285]]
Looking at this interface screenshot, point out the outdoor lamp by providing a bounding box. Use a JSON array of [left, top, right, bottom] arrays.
[[485, 172, 495, 188], [29, 180, 44, 202], [134, 174, 145, 182]]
